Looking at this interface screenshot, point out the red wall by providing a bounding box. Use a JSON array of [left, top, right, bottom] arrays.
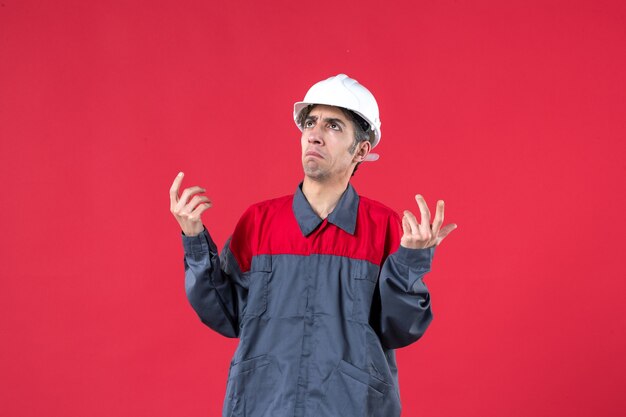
[[1, 1, 625, 416]]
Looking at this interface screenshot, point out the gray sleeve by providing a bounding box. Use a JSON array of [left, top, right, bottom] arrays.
[[376, 245, 435, 349], [182, 228, 244, 338]]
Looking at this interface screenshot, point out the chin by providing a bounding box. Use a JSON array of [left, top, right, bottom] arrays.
[[303, 166, 329, 181]]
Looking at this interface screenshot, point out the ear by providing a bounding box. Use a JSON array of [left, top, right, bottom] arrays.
[[353, 140, 372, 163]]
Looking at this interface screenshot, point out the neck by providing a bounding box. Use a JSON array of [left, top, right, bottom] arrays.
[[301, 176, 350, 219]]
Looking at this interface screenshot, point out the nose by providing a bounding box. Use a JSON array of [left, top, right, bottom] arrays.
[[307, 123, 324, 145]]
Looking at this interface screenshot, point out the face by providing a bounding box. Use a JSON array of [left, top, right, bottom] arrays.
[[300, 105, 364, 182]]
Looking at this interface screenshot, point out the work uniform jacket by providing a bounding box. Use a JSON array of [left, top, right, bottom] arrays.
[[183, 183, 435, 417]]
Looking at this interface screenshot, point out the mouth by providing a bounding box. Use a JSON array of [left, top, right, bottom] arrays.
[[305, 150, 324, 159]]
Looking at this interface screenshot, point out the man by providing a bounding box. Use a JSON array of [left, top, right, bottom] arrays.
[[170, 74, 457, 417]]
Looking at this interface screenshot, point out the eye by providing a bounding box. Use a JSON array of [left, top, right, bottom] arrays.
[[304, 119, 314, 129], [329, 123, 341, 131]]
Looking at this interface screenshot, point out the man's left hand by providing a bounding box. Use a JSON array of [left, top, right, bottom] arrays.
[[401, 194, 457, 249]]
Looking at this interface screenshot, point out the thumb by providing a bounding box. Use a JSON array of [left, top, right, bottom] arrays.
[[437, 223, 458, 241]]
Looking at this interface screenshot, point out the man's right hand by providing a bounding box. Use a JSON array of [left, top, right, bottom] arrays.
[[169, 172, 212, 237]]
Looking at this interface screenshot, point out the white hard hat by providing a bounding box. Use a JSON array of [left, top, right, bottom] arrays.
[[294, 74, 381, 162]]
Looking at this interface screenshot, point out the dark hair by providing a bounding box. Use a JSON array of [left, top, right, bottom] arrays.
[[297, 104, 374, 176]]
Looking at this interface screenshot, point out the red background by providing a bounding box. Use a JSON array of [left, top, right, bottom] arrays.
[[1, 0, 625, 416]]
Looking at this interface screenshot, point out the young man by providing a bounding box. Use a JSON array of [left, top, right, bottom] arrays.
[[170, 74, 457, 417]]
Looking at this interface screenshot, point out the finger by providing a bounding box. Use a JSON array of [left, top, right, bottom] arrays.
[[401, 214, 411, 236], [183, 195, 212, 214], [175, 186, 206, 212], [190, 201, 212, 220], [415, 194, 433, 240], [403, 210, 421, 237], [169, 172, 184, 208], [431, 200, 444, 238], [414, 194, 431, 227]]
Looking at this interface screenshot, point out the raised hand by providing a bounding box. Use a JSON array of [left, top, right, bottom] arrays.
[[401, 194, 457, 249], [169, 172, 212, 236]]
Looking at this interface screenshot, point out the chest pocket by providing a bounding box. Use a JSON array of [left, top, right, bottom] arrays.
[[243, 256, 272, 318], [351, 262, 378, 323]]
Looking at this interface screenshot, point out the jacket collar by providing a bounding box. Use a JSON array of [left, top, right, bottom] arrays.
[[292, 182, 360, 236]]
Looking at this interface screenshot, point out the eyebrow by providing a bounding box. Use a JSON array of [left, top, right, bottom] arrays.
[[305, 115, 347, 128]]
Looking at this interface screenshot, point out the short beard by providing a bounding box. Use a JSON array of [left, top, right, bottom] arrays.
[[348, 137, 359, 154], [303, 163, 330, 182]]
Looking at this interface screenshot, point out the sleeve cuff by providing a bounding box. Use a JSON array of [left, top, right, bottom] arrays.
[[394, 245, 435, 269], [181, 227, 216, 255]]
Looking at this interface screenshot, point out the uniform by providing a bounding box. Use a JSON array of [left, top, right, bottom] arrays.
[[183, 182, 435, 417]]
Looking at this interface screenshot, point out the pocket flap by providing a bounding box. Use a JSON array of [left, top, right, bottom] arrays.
[[338, 360, 389, 395], [229, 354, 270, 378], [250, 255, 272, 272], [352, 262, 376, 283]]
